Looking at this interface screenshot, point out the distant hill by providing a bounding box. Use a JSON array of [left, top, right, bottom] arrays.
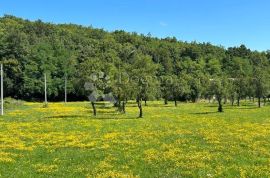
[[0, 15, 269, 102]]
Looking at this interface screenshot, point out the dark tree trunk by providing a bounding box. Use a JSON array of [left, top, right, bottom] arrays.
[[252, 97, 255, 103], [144, 99, 147, 106], [164, 98, 168, 105], [258, 97, 261, 108], [114, 98, 120, 108], [137, 99, 143, 118], [118, 99, 122, 112], [118, 103, 122, 112], [122, 101, 126, 114], [237, 97, 240, 106], [231, 98, 234, 106], [218, 99, 223, 112], [174, 98, 177, 107], [263, 97, 266, 106], [91, 102, 96, 116], [139, 105, 143, 118]]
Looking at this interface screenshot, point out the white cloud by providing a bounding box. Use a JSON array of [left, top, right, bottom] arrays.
[[159, 21, 168, 27]]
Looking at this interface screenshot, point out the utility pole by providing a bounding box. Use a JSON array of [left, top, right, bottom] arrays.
[[44, 73, 47, 105], [64, 74, 67, 103], [1, 64, 3, 116]]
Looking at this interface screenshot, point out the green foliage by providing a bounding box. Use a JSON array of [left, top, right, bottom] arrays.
[[0, 15, 269, 113], [209, 76, 228, 112], [4, 97, 24, 109]]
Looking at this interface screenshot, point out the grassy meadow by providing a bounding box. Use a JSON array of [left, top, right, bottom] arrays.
[[0, 101, 270, 177]]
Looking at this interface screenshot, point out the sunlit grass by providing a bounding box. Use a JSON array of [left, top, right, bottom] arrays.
[[0, 101, 269, 177]]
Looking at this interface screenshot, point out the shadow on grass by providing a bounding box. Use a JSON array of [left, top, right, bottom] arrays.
[[205, 104, 259, 110], [45, 115, 84, 119], [90, 116, 139, 120], [227, 107, 258, 110], [127, 104, 174, 108], [204, 105, 218, 108], [45, 113, 138, 120], [150, 104, 175, 108], [241, 103, 257, 106], [190, 111, 219, 115]]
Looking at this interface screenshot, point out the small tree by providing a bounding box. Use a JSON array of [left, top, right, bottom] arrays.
[[130, 53, 157, 118], [170, 74, 190, 107], [209, 77, 227, 112], [226, 79, 237, 106], [230, 57, 252, 106], [111, 62, 133, 113], [250, 52, 270, 108], [253, 67, 269, 108], [79, 58, 113, 116], [160, 75, 172, 105]]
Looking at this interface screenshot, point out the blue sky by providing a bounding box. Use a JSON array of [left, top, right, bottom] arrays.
[[0, 0, 269, 51]]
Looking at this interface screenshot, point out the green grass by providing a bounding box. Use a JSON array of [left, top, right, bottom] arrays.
[[0, 101, 270, 177]]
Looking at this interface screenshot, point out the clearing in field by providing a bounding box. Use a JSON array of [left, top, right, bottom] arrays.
[[0, 101, 270, 177]]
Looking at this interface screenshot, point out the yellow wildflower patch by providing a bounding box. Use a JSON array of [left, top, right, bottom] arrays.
[[33, 164, 58, 173], [0, 101, 269, 177]]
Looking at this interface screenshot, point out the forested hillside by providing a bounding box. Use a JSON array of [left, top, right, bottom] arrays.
[[0, 15, 269, 109]]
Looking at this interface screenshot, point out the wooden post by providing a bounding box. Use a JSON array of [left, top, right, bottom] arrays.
[[1, 64, 3, 116], [44, 73, 47, 105]]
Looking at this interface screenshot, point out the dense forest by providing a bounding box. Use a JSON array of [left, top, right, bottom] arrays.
[[0, 15, 270, 115]]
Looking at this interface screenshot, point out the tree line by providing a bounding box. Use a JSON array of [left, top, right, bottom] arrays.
[[0, 15, 270, 117]]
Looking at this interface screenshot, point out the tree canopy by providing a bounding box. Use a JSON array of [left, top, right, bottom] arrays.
[[1, 15, 270, 114]]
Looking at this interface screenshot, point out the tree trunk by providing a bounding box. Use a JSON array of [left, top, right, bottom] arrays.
[[252, 97, 255, 103], [116, 97, 122, 112], [144, 99, 147, 106], [164, 98, 168, 105], [137, 99, 143, 118], [263, 97, 266, 106], [122, 101, 126, 114], [114, 94, 120, 108], [231, 98, 234, 106], [91, 102, 96, 116], [174, 98, 177, 107], [237, 97, 240, 106], [218, 99, 223, 112], [118, 102, 122, 112], [258, 97, 261, 108]]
